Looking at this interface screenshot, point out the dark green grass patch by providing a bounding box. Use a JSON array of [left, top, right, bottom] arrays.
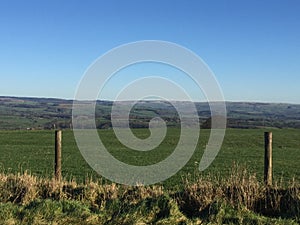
[[0, 129, 299, 187]]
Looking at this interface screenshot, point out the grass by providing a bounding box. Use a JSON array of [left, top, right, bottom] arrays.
[[0, 128, 299, 187], [0, 128, 299, 224], [0, 166, 299, 224]]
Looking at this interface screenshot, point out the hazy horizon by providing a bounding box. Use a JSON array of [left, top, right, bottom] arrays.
[[1, 94, 300, 105]]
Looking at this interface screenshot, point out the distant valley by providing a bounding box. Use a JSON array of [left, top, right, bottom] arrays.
[[1, 96, 300, 130]]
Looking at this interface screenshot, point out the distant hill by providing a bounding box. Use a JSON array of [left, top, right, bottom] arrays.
[[1, 96, 300, 130]]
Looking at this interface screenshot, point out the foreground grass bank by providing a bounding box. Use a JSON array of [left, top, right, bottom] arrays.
[[0, 166, 299, 225]]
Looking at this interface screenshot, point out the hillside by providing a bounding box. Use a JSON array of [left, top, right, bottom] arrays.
[[1, 96, 300, 129]]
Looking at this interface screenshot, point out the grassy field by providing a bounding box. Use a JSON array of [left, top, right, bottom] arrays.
[[0, 128, 299, 224], [0, 128, 299, 187]]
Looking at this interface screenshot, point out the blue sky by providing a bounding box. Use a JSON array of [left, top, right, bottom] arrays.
[[0, 0, 299, 103]]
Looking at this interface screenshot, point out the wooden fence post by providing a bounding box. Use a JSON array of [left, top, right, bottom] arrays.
[[55, 130, 62, 181], [264, 132, 272, 186]]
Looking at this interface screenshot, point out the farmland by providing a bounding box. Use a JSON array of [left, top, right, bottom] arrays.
[[0, 128, 299, 224], [1, 97, 300, 224], [2, 96, 300, 130], [0, 128, 299, 187]]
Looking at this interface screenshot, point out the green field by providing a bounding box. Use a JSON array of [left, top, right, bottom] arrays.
[[0, 128, 299, 224], [0, 128, 299, 188]]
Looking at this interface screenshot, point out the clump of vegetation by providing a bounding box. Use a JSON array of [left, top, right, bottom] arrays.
[[178, 165, 300, 223], [0, 166, 299, 224]]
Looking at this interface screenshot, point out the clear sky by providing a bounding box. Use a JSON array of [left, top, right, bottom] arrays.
[[0, 0, 299, 103]]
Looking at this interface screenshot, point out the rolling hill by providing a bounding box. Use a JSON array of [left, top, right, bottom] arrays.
[[1, 96, 300, 130]]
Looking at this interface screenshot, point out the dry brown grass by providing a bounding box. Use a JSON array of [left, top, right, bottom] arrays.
[[177, 164, 300, 219], [0, 166, 299, 224]]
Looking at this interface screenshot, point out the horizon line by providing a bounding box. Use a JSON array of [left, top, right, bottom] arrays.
[[1, 95, 300, 105]]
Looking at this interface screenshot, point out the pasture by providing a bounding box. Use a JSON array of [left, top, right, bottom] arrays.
[[0, 128, 299, 224], [0, 128, 299, 187]]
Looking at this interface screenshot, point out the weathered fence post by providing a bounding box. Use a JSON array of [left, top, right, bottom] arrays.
[[264, 132, 272, 186], [55, 130, 62, 181]]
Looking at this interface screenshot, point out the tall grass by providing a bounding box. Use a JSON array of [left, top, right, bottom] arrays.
[[0, 166, 299, 224]]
